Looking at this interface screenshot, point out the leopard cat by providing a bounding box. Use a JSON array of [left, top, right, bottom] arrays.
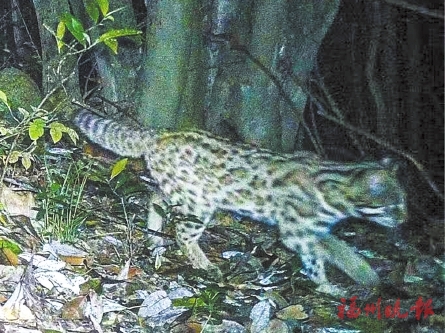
[[74, 109, 406, 293]]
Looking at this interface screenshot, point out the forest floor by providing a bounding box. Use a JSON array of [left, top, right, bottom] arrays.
[[0, 146, 443, 333]]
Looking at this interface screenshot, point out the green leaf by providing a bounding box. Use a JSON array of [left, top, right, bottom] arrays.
[[0, 90, 9, 109], [0, 238, 22, 254], [49, 122, 66, 143], [153, 203, 166, 218], [56, 21, 66, 51], [50, 183, 61, 192], [21, 153, 32, 170], [172, 297, 201, 308], [8, 151, 21, 164], [110, 158, 128, 179], [17, 107, 29, 118], [85, 0, 99, 23], [60, 13, 87, 46], [65, 127, 79, 145], [71, 16, 84, 34], [96, 0, 109, 16], [98, 28, 142, 42], [28, 118, 45, 141], [103, 38, 118, 54], [98, 29, 141, 54], [103, 14, 114, 22]]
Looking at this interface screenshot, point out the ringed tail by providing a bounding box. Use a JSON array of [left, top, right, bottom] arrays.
[[74, 109, 154, 158]]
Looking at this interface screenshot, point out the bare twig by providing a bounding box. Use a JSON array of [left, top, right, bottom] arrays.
[[383, 0, 444, 20]]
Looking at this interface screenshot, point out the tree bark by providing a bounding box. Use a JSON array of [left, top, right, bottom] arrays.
[[33, 0, 81, 111], [135, 0, 205, 130]]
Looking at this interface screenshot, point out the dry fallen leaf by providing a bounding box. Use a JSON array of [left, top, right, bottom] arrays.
[[0, 187, 37, 220], [0, 281, 35, 323], [276, 304, 308, 320], [43, 240, 91, 266]]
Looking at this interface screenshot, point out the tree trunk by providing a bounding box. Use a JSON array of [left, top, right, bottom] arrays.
[[33, 0, 81, 111], [135, 0, 205, 130], [207, 0, 340, 150]]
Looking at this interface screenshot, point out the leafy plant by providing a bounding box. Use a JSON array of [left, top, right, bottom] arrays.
[[173, 287, 226, 324], [0, 94, 78, 174], [110, 158, 128, 180], [38, 156, 90, 242], [0, 90, 9, 109], [53, 0, 141, 55], [77, 158, 154, 255]]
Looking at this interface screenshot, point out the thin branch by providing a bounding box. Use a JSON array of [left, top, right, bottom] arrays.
[[383, 0, 444, 20], [233, 42, 443, 201], [318, 105, 444, 201]]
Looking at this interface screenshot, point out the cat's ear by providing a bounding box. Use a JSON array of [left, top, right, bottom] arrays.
[[379, 157, 405, 171], [379, 157, 394, 167], [379, 157, 408, 189]]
